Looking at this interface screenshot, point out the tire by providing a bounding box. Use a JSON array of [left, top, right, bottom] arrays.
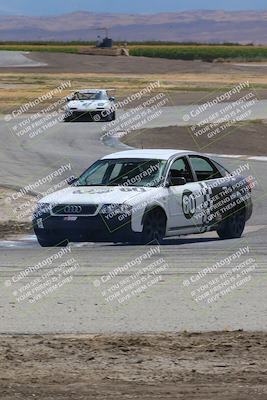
[[36, 235, 69, 248], [217, 208, 246, 240], [112, 111, 116, 121], [141, 208, 167, 244]]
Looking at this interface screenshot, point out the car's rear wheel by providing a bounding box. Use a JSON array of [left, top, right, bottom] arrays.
[[141, 208, 166, 244], [217, 208, 246, 239], [36, 235, 69, 248]]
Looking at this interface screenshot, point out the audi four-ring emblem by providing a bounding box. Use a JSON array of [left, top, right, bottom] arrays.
[[64, 205, 82, 214]]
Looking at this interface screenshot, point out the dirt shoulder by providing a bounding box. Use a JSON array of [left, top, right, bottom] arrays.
[[0, 331, 266, 400], [122, 121, 267, 156], [0, 221, 32, 239], [0, 186, 35, 238]]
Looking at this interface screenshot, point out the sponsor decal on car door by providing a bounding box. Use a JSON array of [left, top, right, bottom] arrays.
[[168, 182, 207, 233], [166, 156, 206, 233]]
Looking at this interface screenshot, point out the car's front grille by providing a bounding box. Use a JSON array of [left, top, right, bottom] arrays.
[[52, 204, 98, 216]]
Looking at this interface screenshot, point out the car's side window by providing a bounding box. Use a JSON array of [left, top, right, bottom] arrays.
[[189, 156, 222, 181], [169, 157, 194, 183], [109, 163, 123, 182], [212, 160, 229, 177]]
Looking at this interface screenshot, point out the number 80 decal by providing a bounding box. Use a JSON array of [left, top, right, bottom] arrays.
[[182, 190, 196, 219]]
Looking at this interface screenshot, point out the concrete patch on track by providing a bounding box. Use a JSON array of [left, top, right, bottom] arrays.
[[0, 51, 47, 68]]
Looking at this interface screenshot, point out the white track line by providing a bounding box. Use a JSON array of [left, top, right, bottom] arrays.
[[207, 154, 267, 162]]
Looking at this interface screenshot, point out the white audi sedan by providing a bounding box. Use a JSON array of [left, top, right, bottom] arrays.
[[33, 149, 253, 247]]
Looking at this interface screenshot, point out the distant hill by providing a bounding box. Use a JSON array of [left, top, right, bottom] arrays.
[[0, 10, 267, 43]]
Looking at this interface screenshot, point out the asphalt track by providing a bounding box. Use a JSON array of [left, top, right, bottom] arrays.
[[0, 104, 267, 333]]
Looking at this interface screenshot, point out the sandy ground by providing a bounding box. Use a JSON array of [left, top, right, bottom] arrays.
[[122, 121, 267, 156], [0, 331, 267, 399], [0, 187, 34, 237]]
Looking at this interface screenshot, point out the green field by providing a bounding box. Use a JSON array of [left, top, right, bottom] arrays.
[[129, 45, 267, 62], [0, 44, 82, 53], [1, 42, 267, 62]]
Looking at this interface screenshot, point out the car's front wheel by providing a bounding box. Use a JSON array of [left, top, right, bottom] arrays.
[[141, 208, 167, 244], [217, 208, 246, 239]]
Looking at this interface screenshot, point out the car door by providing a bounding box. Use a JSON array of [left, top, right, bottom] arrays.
[[188, 155, 231, 230], [166, 156, 206, 235]]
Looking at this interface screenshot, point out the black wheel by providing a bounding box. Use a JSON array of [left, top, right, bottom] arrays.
[[112, 111, 116, 121], [141, 208, 166, 244], [217, 209, 246, 239], [36, 235, 69, 248]]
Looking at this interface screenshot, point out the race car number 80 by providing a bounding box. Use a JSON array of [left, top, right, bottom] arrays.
[[182, 190, 196, 219]]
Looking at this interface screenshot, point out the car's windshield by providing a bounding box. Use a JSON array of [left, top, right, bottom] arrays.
[[76, 159, 167, 187], [74, 92, 108, 101]]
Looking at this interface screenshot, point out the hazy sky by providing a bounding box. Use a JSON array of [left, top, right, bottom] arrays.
[[0, 0, 266, 15]]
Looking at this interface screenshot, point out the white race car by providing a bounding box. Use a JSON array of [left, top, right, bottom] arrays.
[[33, 149, 253, 247], [64, 89, 116, 122]]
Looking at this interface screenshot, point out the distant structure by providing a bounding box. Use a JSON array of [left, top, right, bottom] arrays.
[[96, 35, 102, 48], [79, 27, 129, 56], [95, 28, 113, 48]]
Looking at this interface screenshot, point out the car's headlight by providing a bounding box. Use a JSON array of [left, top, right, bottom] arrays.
[[33, 203, 51, 218], [99, 204, 132, 215]]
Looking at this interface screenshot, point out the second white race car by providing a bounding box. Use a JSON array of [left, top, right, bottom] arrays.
[[33, 149, 253, 247], [64, 89, 116, 122]]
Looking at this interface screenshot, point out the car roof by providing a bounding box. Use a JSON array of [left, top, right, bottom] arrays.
[[102, 149, 199, 161]]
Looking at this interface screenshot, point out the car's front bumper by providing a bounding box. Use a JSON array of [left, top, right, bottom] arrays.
[[65, 110, 108, 120], [33, 213, 140, 243]]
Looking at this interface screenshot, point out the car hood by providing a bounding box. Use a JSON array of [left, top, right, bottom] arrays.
[[67, 100, 110, 109], [39, 186, 163, 206]]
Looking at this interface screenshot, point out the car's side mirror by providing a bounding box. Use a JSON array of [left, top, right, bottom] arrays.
[[109, 96, 115, 101], [67, 176, 78, 185], [66, 96, 72, 102], [167, 176, 186, 187]]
